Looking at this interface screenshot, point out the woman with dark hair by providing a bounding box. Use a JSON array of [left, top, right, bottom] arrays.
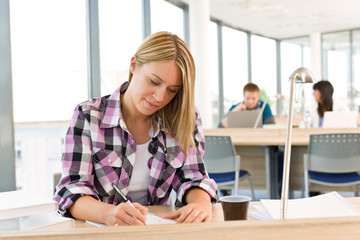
[[310, 80, 349, 127]]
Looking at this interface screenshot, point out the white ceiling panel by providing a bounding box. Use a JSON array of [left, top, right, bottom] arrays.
[[180, 0, 360, 39]]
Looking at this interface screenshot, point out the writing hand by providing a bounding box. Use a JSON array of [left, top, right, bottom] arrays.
[[106, 202, 148, 226]]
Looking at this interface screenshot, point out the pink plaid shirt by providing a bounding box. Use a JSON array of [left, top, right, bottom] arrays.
[[54, 82, 218, 217]]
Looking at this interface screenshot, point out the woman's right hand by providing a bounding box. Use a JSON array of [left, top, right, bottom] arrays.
[[105, 202, 148, 226]]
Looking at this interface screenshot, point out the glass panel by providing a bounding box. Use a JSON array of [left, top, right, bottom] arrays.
[[99, 0, 142, 96], [303, 46, 311, 70], [322, 31, 350, 102], [251, 35, 276, 114], [10, 0, 87, 197], [302, 45, 313, 113], [352, 30, 360, 111], [281, 42, 302, 99], [281, 37, 311, 116], [150, 0, 184, 39], [208, 21, 219, 127], [222, 26, 248, 112]]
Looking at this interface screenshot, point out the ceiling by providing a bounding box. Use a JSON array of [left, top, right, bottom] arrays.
[[179, 0, 360, 40]]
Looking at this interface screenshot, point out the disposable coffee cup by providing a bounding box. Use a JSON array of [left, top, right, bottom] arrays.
[[220, 195, 251, 221]]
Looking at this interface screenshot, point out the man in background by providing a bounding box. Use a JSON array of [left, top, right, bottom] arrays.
[[218, 83, 275, 128], [217, 83, 279, 198]]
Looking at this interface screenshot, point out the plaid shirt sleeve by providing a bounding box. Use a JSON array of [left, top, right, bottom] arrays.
[[172, 109, 218, 206], [54, 103, 99, 217]]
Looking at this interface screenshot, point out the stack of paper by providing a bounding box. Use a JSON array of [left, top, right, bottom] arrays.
[[0, 212, 74, 231], [0, 190, 73, 231], [249, 191, 360, 220], [0, 190, 58, 220]]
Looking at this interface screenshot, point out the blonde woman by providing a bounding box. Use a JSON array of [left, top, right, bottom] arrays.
[[54, 32, 217, 226]]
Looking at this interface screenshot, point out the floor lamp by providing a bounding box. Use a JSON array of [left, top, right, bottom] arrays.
[[280, 67, 316, 219]]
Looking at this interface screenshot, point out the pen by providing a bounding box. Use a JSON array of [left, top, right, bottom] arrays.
[[111, 183, 147, 225], [111, 183, 135, 207]]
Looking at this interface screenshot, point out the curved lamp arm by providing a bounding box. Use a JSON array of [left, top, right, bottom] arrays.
[[280, 67, 315, 219]]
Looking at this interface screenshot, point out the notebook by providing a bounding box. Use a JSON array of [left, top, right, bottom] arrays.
[[227, 109, 263, 128], [248, 191, 360, 220], [322, 111, 358, 128]]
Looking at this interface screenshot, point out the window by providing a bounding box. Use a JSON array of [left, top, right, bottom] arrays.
[[322, 31, 350, 101], [222, 26, 248, 112], [251, 35, 277, 114], [150, 0, 184, 39], [10, 0, 88, 197], [352, 30, 360, 111], [281, 37, 311, 115], [99, 0, 142, 96], [208, 21, 219, 127]]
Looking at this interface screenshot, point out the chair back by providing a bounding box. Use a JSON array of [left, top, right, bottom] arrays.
[[204, 136, 239, 173], [307, 134, 360, 173], [53, 172, 62, 190]]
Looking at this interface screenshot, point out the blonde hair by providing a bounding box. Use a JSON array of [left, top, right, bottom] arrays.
[[128, 31, 196, 156]]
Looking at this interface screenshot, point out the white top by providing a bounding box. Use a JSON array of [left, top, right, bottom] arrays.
[[127, 141, 151, 204], [309, 98, 349, 128]]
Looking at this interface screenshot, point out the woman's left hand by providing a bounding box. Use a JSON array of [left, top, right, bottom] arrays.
[[162, 188, 213, 223]]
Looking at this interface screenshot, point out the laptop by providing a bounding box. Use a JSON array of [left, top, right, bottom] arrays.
[[227, 109, 263, 128], [322, 111, 358, 128]]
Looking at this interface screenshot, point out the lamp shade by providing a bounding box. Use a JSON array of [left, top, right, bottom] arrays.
[[289, 67, 315, 84]]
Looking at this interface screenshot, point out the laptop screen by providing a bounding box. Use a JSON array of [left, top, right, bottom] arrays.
[[227, 109, 263, 128], [322, 111, 358, 128]]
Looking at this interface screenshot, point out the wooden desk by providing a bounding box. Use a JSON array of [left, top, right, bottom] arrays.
[[2, 199, 360, 240], [204, 128, 360, 198]]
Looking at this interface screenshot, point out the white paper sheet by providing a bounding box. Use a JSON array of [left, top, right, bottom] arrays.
[[85, 213, 175, 227], [249, 191, 360, 220]]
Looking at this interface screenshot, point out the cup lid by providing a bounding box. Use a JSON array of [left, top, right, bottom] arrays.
[[219, 195, 251, 203]]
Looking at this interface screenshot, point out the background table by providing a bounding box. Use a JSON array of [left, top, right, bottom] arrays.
[[204, 127, 360, 198]]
